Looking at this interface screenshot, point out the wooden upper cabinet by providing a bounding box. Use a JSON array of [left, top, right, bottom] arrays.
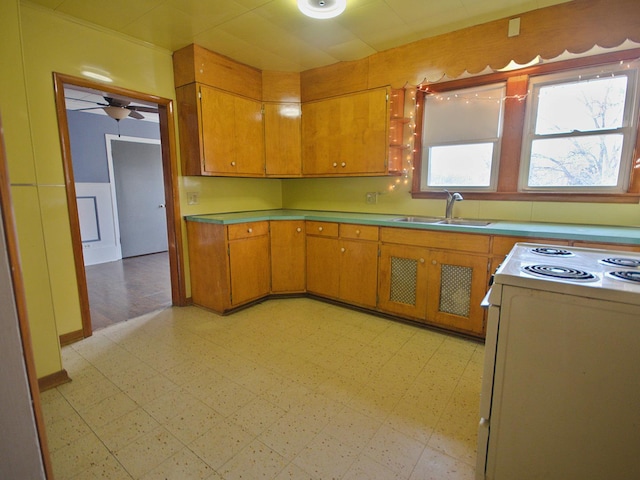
[[301, 87, 390, 176], [176, 83, 265, 177], [201, 85, 265, 176], [264, 103, 302, 177]]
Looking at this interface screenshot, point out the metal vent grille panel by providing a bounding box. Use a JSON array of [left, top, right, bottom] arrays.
[[439, 264, 472, 317], [390, 256, 417, 305]]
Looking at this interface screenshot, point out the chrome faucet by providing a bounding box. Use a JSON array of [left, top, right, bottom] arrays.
[[444, 190, 463, 219]]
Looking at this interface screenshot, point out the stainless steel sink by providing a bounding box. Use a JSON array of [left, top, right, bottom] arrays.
[[393, 216, 443, 224], [393, 216, 492, 226], [437, 219, 492, 226]]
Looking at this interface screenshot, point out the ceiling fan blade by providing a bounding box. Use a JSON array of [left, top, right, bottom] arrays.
[[74, 106, 103, 111], [128, 105, 158, 113], [128, 110, 145, 120]]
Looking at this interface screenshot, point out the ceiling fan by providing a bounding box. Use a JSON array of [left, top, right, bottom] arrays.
[[70, 95, 158, 121]]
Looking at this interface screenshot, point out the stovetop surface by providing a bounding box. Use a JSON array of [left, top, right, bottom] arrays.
[[494, 243, 640, 304]]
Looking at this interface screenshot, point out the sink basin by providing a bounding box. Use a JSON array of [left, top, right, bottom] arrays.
[[438, 219, 492, 226], [393, 216, 442, 224]]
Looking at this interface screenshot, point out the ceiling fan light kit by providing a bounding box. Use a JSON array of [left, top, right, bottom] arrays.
[[102, 105, 130, 121], [297, 0, 346, 19]]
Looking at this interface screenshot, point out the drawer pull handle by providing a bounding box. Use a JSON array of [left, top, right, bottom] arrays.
[[247, 228, 253, 233], [231, 161, 236, 166], [296, 227, 302, 233], [318, 227, 323, 232], [341, 247, 346, 253], [355, 229, 361, 235]]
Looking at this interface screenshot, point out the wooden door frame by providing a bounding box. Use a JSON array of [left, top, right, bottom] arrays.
[[52, 73, 187, 339]]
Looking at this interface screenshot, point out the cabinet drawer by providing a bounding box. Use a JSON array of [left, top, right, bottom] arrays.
[[306, 221, 339, 237], [381, 227, 490, 253], [340, 224, 379, 241], [228, 221, 269, 240]]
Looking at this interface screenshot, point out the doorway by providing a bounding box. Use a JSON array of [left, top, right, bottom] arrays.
[[53, 73, 186, 339]]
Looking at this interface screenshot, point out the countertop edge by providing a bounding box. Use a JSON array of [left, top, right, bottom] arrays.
[[184, 210, 640, 246]]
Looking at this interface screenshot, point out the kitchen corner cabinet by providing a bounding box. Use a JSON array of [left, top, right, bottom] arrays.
[[270, 220, 306, 293], [306, 222, 379, 308], [186, 220, 270, 313], [176, 83, 265, 177], [301, 87, 389, 175], [264, 103, 302, 176]]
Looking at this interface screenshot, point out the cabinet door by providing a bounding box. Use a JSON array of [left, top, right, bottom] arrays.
[[306, 235, 339, 298], [271, 221, 306, 293], [265, 103, 302, 176], [427, 251, 489, 336], [302, 88, 388, 175], [339, 239, 378, 308], [229, 234, 271, 306], [200, 85, 265, 176], [378, 244, 429, 320], [200, 85, 236, 174], [234, 95, 265, 175]]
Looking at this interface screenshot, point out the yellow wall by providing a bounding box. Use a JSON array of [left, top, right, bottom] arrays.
[[2, 2, 282, 378]]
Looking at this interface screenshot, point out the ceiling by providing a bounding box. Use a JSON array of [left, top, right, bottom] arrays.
[[28, 0, 571, 72]]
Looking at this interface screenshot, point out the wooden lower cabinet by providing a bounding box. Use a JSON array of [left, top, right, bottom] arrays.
[[378, 244, 429, 320], [306, 222, 379, 308], [186, 220, 270, 313], [306, 232, 340, 299], [426, 250, 489, 336], [270, 220, 306, 293]]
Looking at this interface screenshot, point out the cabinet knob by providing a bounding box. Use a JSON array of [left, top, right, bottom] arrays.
[[247, 228, 253, 233], [231, 161, 236, 166], [296, 227, 302, 233], [332, 162, 338, 167], [431, 259, 437, 265], [318, 227, 323, 232], [341, 247, 346, 253], [419, 258, 425, 264], [355, 229, 361, 235], [341, 162, 346, 167]]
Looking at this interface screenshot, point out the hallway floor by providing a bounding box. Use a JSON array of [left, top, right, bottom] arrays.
[[41, 298, 482, 479], [85, 252, 171, 331]]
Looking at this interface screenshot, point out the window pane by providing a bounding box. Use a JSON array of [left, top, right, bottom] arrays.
[[535, 76, 628, 135], [528, 134, 623, 187], [428, 143, 493, 187]]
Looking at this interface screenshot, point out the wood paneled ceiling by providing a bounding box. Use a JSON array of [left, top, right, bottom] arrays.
[[27, 0, 571, 72]]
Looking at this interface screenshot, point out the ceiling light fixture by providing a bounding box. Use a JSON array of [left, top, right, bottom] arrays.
[[297, 0, 346, 19], [102, 106, 130, 121]]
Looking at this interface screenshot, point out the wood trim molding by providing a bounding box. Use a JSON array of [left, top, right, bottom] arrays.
[[59, 329, 84, 346], [52, 73, 189, 341], [37, 369, 71, 392]]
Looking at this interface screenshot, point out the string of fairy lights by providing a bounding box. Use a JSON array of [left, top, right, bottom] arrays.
[[383, 57, 639, 194]]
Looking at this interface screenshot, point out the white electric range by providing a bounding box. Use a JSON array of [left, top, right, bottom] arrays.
[[477, 243, 640, 480]]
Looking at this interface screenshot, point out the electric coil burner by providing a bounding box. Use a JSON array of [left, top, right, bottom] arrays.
[[522, 264, 597, 281], [607, 270, 640, 284], [530, 247, 574, 257], [600, 257, 640, 268]]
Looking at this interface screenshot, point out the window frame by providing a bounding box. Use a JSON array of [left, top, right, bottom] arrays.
[[411, 48, 640, 203], [419, 82, 506, 192]]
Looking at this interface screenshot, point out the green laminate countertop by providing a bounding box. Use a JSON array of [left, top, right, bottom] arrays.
[[184, 209, 640, 246]]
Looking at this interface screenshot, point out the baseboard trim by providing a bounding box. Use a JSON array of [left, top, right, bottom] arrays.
[[59, 329, 84, 346], [38, 369, 71, 392]]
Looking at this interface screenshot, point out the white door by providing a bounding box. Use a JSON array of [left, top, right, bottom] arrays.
[[110, 138, 168, 258]]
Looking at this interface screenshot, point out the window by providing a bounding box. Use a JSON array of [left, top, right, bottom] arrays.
[[420, 83, 505, 191], [521, 63, 640, 192], [412, 50, 640, 202]]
